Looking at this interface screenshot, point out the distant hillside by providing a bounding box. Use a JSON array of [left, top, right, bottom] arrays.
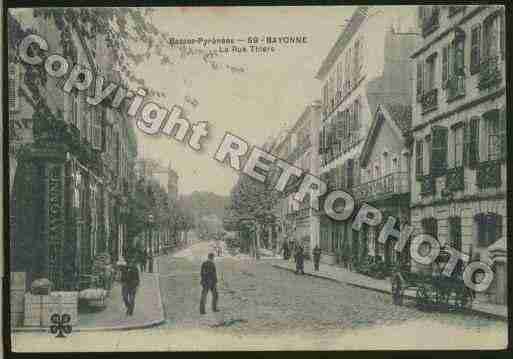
[[178, 191, 229, 223]]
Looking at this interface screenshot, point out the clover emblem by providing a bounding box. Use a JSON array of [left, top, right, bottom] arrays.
[[50, 313, 72, 338]]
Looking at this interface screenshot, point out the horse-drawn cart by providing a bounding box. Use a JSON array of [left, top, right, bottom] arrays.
[[391, 270, 474, 310]]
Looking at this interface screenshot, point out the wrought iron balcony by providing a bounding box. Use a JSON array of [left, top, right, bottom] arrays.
[[446, 75, 465, 101], [420, 174, 435, 196], [478, 56, 502, 90], [351, 172, 409, 202], [422, 8, 440, 37], [476, 160, 502, 189], [286, 207, 311, 220], [421, 88, 438, 113], [445, 166, 464, 192], [448, 6, 465, 17]]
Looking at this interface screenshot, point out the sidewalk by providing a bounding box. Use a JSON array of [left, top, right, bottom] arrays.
[[271, 258, 507, 320], [14, 271, 166, 332]]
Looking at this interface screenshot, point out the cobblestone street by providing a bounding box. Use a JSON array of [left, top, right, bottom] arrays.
[[158, 241, 507, 340]]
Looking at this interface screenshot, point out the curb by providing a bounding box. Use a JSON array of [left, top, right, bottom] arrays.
[[13, 272, 168, 333], [272, 264, 508, 321]]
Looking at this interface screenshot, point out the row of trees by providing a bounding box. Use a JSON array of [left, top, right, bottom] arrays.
[[224, 173, 282, 258]]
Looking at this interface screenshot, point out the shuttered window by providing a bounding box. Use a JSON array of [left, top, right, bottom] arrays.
[[449, 217, 462, 251], [416, 62, 423, 101], [499, 106, 506, 159], [415, 140, 423, 176], [347, 159, 354, 189], [431, 126, 448, 177], [463, 117, 479, 167], [486, 109, 501, 161], [442, 46, 448, 86], [92, 110, 103, 150], [8, 63, 19, 112], [453, 125, 463, 167], [476, 213, 503, 247], [470, 24, 481, 74]]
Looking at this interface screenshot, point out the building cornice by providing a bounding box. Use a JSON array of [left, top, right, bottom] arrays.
[[409, 87, 505, 134], [315, 6, 370, 80]]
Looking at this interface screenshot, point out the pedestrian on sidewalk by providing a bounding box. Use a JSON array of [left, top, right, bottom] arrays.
[[120, 258, 140, 316], [313, 245, 321, 271], [200, 253, 219, 314], [295, 246, 305, 275], [282, 241, 290, 260]]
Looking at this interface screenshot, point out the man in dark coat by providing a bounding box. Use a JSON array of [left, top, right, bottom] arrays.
[[282, 241, 290, 260], [200, 253, 219, 314], [313, 245, 322, 271], [121, 258, 140, 316], [295, 246, 305, 275]]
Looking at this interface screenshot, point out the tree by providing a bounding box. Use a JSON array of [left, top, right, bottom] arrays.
[[227, 173, 279, 258]]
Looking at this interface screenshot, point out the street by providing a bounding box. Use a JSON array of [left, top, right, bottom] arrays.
[[157, 238, 507, 346], [11, 238, 507, 351]]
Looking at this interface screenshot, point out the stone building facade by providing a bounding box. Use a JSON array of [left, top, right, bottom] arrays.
[[8, 9, 137, 294], [410, 5, 506, 304], [315, 6, 418, 265]]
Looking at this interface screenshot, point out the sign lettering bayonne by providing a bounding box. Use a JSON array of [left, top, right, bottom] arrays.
[[7, 5, 507, 352]]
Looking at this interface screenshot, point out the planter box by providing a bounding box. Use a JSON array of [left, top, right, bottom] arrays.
[[24, 292, 78, 327]]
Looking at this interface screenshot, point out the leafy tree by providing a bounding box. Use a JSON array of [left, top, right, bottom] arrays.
[[227, 173, 280, 258]]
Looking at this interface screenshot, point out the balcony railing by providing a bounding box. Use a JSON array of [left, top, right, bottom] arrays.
[[421, 88, 438, 113], [478, 56, 502, 91], [476, 160, 502, 189], [448, 6, 465, 17], [420, 174, 435, 196], [286, 207, 311, 220], [422, 8, 440, 37], [445, 166, 464, 192], [446, 75, 465, 101], [352, 172, 408, 201]]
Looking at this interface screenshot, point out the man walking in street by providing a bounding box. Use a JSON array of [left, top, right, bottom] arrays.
[[295, 246, 305, 275], [200, 253, 219, 314], [120, 258, 140, 316], [313, 244, 322, 271]]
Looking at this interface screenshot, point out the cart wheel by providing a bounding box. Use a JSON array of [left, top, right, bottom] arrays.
[[416, 285, 430, 307]]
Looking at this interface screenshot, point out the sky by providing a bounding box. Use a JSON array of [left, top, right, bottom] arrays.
[[131, 6, 355, 196]]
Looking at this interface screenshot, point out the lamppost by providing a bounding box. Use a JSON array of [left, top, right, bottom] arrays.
[[148, 214, 154, 273]]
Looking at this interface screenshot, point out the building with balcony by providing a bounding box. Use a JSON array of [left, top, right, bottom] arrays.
[[8, 9, 137, 320], [270, 102, 322, 258], [315, 6, 418, 265], [354, 102, 412, 269], [410, 5, 506, 304]]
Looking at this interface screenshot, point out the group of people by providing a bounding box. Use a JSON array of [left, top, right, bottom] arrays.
[[282, 241, 322, 274]]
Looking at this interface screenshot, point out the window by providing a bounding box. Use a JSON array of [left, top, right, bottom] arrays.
[[470, 24, 481, 74], [71, 93, 79, 128], [422, 217, 438, 238], [463, 117, 480, 167], [431, 126, 448, 177], [449, 217, 462, 251], [416, 62, 423, 101], [92, 111, 103, 150], [353, 38, 361, 83], [453, 125, 463, 167], [476, 213, 503, 247], [424, 54, 437, 92], [485, 109, 505, 161], [352, 100, 360, 138], [483, 13, 502, 60], [8, 63, 19, 112], [416, 140, 424, 176]]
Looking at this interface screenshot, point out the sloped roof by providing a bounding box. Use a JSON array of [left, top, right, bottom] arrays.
[[359, 102, 412, 166], [380, 102, 412, 135]]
